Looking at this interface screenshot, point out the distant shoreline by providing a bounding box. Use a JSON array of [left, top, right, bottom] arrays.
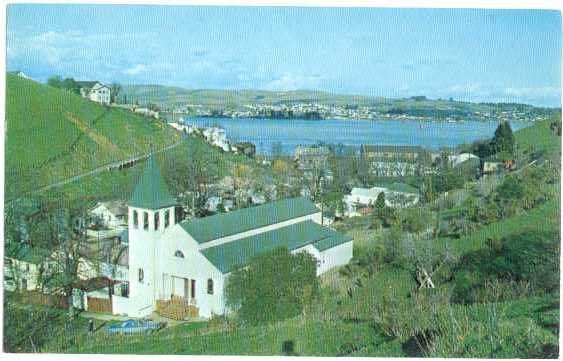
[[162, 112, 538, 123]]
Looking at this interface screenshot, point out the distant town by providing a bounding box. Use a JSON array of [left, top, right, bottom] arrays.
[[168, 100, 554, 123]]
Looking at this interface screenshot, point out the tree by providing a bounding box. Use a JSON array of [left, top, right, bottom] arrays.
[[110, 83, 122, 103], [374, 192, 386, 215], [60, 78, 80, 94], [39, 204, 93, 318], [164, 145, 219, 217], [272, 159, 299, 198], [491, 121, 515, 155], [400, 237, 457, 290], [225, 247, 318, 325], [47, 75, 62, 89], [232, 163, 252, 207]]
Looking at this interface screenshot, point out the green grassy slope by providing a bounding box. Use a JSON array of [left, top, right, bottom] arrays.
[[5, 74, 181, 199], [436, 198, 560, 254], [44, 135, 255, 204], [514, 117, 561, 155]]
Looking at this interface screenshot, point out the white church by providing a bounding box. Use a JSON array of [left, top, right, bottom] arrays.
[[113, 155, 353, 319]]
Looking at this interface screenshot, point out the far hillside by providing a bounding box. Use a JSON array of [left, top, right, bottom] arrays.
[[5, 74, 181, 199]]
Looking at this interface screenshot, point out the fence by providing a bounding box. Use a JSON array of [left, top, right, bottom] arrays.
[[19, 291, 69, 309], [87, 296, 113, 313]]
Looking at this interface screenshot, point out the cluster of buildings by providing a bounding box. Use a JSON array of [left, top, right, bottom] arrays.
[[5, 156, 352, 319], [168, 121, 256, 156], [168, 101, 550, 123]]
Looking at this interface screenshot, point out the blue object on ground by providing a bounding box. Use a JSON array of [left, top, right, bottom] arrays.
[[106, 319, 165, 334]]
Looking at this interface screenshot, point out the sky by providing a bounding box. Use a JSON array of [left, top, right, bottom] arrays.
[[6, 5, 562, 107]]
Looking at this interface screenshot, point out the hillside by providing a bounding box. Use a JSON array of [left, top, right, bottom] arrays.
[[122, 84, 557, 121], [121, 85, 384, 108], [514, 117, 561, 155], [5, 74, 181, 200]]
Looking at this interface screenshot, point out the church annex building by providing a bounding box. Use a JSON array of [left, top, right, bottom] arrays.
[[116, 156, 354, 318]]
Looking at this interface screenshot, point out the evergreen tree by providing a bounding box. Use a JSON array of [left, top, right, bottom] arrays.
[[491, 121, 515, 155], [375, 191, 386, 215]]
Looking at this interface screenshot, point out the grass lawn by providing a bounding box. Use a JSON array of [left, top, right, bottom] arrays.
[[65, 317, 401, 356]]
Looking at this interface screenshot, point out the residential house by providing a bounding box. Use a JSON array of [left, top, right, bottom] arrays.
[[343, 183, 420, 217], [4, 245, 51, 292], [202, 127, 230, 152], [89, 201, 128, 229], [77, 81, 111, 104], [448, 153, 479, 167]]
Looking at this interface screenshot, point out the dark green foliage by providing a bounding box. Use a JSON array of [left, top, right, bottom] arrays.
[[225, 247, 319, 325], [452, 230, 560, 304], [495, 176, 524, 200], [3, 296, 87, 352], [374, 192, 386, 214], [47, 76, 80, 95], [491, 121, 515, 155]]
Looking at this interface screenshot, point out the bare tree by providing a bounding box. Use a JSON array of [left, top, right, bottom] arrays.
[[37, 204, 93, 318], [400, 237, 457, 290]]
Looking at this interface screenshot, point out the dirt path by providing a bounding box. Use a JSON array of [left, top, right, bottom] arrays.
[[64, 112, 125, 157]]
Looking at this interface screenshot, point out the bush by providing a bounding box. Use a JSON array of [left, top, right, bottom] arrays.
[[225, 247, 319, 325], [452, 230, 560, 304]]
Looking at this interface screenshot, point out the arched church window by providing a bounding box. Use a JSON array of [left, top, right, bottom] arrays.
[[174, 250, 184, 258], [207, 279, 214, 295], [138, 268, 144, 283], [133, 210, 138, 228]]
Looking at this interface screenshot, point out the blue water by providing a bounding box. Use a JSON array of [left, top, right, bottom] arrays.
[[184, 117, 531, 155]]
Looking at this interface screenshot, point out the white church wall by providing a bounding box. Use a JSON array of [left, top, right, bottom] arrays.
[[317, 241, 354, 275], [112, 295, 129, 315], [156, 225, 227, 318]]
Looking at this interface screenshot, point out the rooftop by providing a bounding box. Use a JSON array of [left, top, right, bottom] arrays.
[[129, 155, 176, 210], [181, 197, 319, 244], [201, 220, 351, 273]]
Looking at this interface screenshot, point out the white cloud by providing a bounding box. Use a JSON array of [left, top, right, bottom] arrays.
[[123, 64, 147, 76], [264, 73, 326, 91]]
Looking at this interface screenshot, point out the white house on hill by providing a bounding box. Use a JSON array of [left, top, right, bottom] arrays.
[[77, 81, 111, 104], [115, 155, 353, 318]]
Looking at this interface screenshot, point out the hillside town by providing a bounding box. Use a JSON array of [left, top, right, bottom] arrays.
[[4, 5, 561, 357], [168, 100, 552, 123]]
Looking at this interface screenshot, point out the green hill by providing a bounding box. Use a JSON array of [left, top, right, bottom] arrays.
[[514, 117, 561, 155], [5, 74, 181, 199]]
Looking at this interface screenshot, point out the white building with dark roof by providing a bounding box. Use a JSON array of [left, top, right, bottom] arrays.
[[77, 81, 111, 104], [113, 155, 353, 319]]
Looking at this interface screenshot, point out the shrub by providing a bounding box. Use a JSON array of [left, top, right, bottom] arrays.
[[225, 247, 319, 325], [452, 230, 560, 304]]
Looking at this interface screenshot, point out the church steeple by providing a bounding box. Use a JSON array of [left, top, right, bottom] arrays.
[[129, 153, 176, 210]]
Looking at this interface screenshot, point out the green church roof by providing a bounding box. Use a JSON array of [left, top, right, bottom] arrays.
[[128, 155, 176, 210], [180, 197, 320, 244], [201, 220, 352, 273]]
